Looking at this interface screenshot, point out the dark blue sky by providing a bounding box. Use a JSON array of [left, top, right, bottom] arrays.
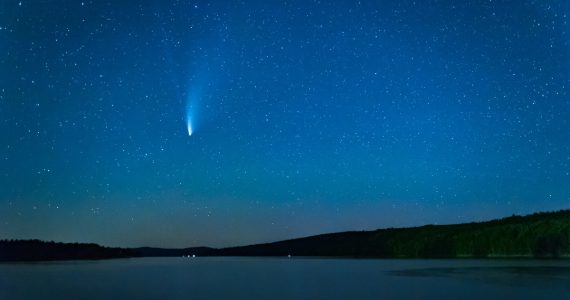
[[1, 0, 569, 247]]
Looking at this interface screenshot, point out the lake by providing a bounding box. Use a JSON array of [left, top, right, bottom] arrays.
[[1, 257, 569, 299]]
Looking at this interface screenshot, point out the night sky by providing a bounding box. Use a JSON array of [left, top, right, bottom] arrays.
[[1, 0, 569, 248]]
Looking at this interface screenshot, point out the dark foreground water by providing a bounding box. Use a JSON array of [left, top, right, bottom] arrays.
[[1, 257, 570, 299]]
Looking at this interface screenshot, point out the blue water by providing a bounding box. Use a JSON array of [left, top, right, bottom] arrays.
[[1, 257, 569, 299]]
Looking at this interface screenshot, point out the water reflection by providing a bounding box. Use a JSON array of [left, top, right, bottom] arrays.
[[1, 258, 570, 300], [390, 265, 570, 289]]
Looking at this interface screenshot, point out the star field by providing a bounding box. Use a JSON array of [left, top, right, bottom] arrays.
[[1, 0, 570, 247]]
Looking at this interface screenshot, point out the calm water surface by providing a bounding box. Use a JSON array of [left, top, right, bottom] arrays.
[[1, 257, 569, 299]]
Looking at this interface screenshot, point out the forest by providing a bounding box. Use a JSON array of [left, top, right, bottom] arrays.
[[2, 210, 570, 261]]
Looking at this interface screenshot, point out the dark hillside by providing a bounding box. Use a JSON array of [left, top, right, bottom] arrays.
[[2, 210, 570, 261], [217, 210, 570, 258], [0, 240, 136, 261]]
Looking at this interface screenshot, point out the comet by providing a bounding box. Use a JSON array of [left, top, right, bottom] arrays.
[[186, 98, 195, 137], [185, 83, 202, 137], [187, 119, 193, 136]]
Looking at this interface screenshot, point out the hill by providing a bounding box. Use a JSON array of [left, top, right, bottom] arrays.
[[134, 246, 214, 257], [2, 210, 570, 261], [0, 240, 136, 261], [216, 210, 570, 258]]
